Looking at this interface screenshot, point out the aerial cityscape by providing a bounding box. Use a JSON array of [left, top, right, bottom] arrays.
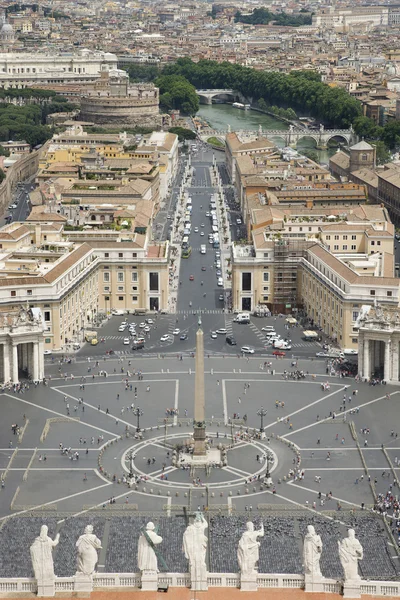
[[0, 0, 400, 598]]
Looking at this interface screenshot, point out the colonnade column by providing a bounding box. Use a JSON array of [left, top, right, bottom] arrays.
[[12, 343, 19, 384], [38, 340, 44, 381], [392, 339, 399, 383], [33, 342, 39, 382], [363, 339, 370, 380], [3, 343, 10, 383], [384, 340, 391, 383], [358, 338, 364, 379]]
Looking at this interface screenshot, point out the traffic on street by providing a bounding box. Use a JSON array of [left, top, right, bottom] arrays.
[[60, 142, 335, 361]]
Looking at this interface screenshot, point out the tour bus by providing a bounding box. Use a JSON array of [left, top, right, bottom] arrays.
[[182, 236, 189, 250]]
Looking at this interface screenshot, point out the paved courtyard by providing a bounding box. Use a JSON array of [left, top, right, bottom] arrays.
[[1, 355, 400, 518], [1, 355, 400, 579]]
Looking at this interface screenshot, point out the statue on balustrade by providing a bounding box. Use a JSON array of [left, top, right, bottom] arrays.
[[137, 522, 163, 573], [30, 525, 60, 582], [76, 525, 102, 576], [338, 529, 363, 581], [183, 512, 208, 586], [303, 525, 323, 578], [237, 521, 264, 576]]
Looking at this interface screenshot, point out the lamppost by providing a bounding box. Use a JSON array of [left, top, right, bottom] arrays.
[[133, 407, 144, 433], [264, 452, 273, 487], [257, 406, 268, 438]]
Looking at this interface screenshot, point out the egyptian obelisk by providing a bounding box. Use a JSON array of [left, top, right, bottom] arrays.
[[193, 317, 206, 455]]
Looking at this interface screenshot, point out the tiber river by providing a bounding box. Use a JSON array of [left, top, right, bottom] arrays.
[[197, 104, 336, 165]]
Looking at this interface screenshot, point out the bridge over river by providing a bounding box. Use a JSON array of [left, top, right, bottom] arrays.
[[200, 124, 357, 150]]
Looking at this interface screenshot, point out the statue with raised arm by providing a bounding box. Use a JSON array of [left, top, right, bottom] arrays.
[[183, 512, 208, 590], [338, 529, 363, 581], [30, 525, 60, 582], [303, 525, 323, 578], [76, 525, 102, 576], [237, 522, 264, 575], [137, 522, 163, 573]]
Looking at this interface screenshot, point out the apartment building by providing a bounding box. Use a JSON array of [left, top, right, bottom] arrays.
[[231, 203, 396, 350], [0, 221, 169, 352]]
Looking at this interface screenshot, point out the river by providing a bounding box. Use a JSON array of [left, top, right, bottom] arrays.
[[197, 104, 336, 165]]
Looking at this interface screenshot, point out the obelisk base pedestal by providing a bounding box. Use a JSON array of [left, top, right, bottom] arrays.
[[240, 573, 257, 592], [343, 580, 361, 598], [193, 425, 206, 456]]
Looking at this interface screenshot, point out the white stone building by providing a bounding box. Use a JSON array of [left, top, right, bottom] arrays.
[[0, 49, 118, 89]]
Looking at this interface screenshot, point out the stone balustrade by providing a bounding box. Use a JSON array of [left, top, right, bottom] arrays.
[[0, 574, 398, 596]]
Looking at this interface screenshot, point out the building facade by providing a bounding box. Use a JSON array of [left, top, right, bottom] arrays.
[[0, 50, 118, 89]]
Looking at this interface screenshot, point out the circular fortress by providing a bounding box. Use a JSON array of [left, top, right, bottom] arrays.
[[80, 69, 161, 128]]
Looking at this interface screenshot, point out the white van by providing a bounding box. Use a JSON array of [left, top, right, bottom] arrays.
[[200, 245, 206, 254], [217, 277, 223, 287], [235, 312, 250, 324]]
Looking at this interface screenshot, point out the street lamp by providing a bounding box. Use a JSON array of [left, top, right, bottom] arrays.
[[133, 407, 144, 433], [257, 406, 268, 436]]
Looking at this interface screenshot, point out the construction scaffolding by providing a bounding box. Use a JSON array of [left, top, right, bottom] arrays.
[[272, 239, 308, 314]]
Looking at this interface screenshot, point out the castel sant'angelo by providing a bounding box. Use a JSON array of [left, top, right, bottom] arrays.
[[80, 69, 163, 128]]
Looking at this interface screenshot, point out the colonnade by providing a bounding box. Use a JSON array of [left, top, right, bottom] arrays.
[[0, 338, 44, 384], [358, 333, 400, 383]]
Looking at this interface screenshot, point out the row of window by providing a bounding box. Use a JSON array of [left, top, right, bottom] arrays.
[[104, 272, 138, 283], [326, 234, 358, 240]]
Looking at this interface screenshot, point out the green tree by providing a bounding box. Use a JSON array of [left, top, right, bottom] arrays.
[[0, 145, 10, 157], [0, 168, 5, 183], [381, 121, 400, 150], [169, 126, 197, 141], [155, 75, 199, 115], [257, 98, 268, 111], [373, 141, 391, 164]]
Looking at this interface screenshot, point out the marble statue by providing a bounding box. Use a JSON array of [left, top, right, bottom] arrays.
[[183, 512, 208, 585], [76, 525, 102, 576], [338, 529, 363, 581], [303, 525, 323, 577], [137, 522, 163, 572], [30, 525, 60, 582], [237, 522, 264, 575]]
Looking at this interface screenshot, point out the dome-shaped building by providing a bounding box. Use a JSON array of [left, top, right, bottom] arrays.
[[0, 22, 14, 44]]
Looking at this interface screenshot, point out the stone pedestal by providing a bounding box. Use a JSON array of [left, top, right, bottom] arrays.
[[343, 580, 361, 598], [74, 573, 94, 593], [240, 573, 257, 592], [36, 578, 55, 597], [140, 570, 158, 591], [193, 425, 206, 456], [304, 574, 325, 593], [190, 575, 208, 591]]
